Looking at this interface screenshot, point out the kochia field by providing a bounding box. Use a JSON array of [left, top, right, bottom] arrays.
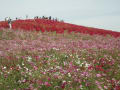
[[0, 18, 120, 37]]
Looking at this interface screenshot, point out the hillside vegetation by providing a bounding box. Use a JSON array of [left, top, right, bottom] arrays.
[[0, 18, 120, 37], [0, 29, 120, 89]]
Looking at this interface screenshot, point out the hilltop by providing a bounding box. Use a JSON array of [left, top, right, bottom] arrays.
[[0, 18, 120, 37]]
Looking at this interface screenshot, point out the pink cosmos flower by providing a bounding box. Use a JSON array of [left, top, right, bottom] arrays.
[[33, 66, 38, 70], [44, 82, 51, 87], [96, 74, 101, 77], [104, 86, 108, 89]]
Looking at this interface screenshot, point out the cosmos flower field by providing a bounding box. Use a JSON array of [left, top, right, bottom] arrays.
[[0, 28, 120, 90]]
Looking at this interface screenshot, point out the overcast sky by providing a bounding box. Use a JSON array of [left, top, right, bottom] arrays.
[[0, 0, 120, 32]]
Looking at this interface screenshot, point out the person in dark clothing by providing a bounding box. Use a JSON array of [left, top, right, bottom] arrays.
[[16, 17, 18, 20], [34, 16, 39, 19], [42, 16, 45, 19], [49, 16, 51, 20]]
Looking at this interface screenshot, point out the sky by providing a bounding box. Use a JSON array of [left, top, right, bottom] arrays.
[[0, 0, 120, 32]]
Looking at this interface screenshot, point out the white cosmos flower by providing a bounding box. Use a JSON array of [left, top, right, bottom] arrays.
[[68, 73, 71, 77], [76, 61, 80, 64], [3, 66, 7, 69], [85, 63, 90, 68], [27, 56, 32, 62], [53, 47, 59, 50]]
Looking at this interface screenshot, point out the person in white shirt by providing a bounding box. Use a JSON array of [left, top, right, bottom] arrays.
[[8, 18, 12, 29]]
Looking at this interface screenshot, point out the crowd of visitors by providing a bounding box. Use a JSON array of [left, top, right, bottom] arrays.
[[4, 16, 64, 29], [34, 16, 63, 22]]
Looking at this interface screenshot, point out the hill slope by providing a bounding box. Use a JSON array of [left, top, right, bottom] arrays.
[[0, 18, 120, 37], [0, 29, 120, 89]]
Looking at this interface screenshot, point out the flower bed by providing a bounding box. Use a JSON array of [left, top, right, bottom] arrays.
[[0, 29, 120, 89]]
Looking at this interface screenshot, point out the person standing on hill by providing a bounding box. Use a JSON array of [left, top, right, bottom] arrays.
[[49, 16, 51, 20], [5, 17, 9, 21], [8, 18, 12, 29]]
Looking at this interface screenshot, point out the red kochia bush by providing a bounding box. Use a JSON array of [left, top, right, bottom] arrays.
[[0, 19, 120, 37]]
